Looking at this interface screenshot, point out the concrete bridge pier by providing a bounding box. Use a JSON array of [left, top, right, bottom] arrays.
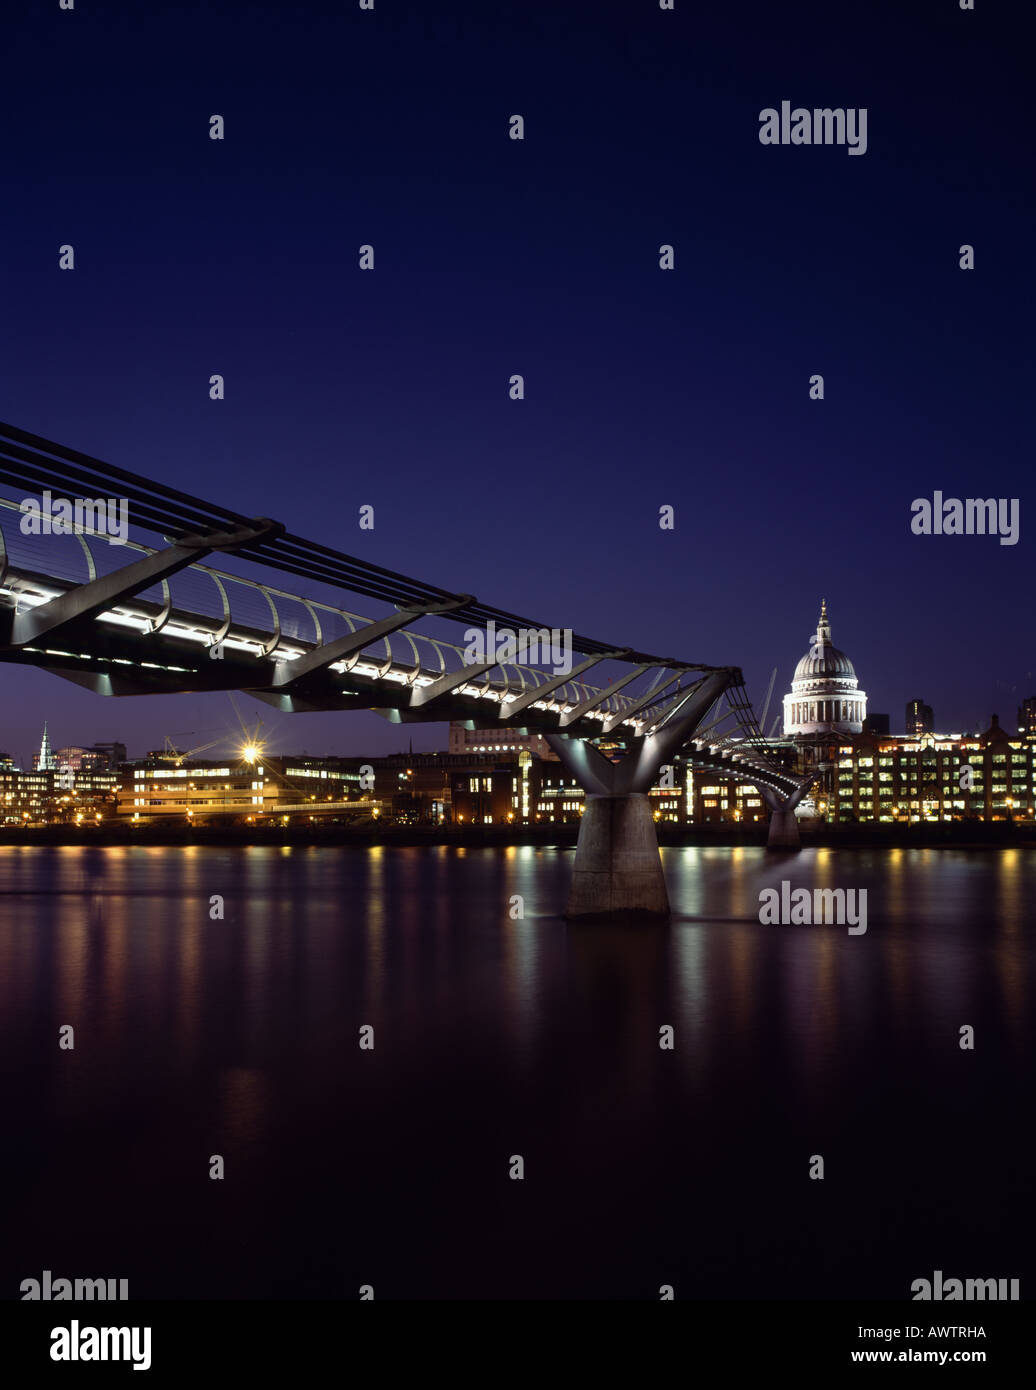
[[759, 782, 811, 850], [766, 807, 801, 849], [568, 793, 669, 919], [546, 668, 733, 921]]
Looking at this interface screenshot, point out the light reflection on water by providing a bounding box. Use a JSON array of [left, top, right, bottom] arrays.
[[0, 843, 1033, 1299]]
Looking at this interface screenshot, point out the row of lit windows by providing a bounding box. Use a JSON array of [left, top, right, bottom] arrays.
[[132, 795, 258, 806], [134, 767, 232, 779], [284, 767, 355, 780], [840, 808, 1021, 820]]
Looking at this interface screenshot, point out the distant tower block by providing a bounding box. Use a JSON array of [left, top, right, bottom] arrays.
[[906, 698, 934, 736]]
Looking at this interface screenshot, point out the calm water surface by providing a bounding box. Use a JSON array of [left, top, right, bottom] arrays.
[[1, 844, 1033, 1299]]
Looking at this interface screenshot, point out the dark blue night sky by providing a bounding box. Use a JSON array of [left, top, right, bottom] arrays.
[[1, 0, 1031, 766]]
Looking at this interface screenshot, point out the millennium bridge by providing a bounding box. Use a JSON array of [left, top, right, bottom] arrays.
[[0, 421, 811, 919]]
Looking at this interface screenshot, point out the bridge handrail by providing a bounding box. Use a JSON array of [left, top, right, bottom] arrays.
[[1, 500, 706, 726]]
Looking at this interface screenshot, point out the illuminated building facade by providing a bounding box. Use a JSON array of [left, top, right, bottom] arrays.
[[829, 715, 1035, 823], [450, 753, 545, 824], [0, 766, 118, 824], [448, 721, 557, 760], [453, 761, 771, 827], [118, 756, 364, 822], [53, 746, 115, 773]]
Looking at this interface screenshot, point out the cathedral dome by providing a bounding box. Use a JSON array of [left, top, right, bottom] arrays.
[[792, 599, 856, 679], [793, 637, 857, 681], [782, 600, 867, 737]]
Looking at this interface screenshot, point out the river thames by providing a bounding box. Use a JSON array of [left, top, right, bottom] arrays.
[[2, 844, 1033, 1300]]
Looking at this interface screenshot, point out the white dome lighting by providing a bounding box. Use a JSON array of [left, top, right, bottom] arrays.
[[782, 600, 867, 736]]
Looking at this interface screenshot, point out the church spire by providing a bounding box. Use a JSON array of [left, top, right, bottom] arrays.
[[37, 722, 54, 771]]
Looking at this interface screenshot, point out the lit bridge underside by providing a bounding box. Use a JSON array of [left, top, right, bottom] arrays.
[[0, 421, 810, 917]]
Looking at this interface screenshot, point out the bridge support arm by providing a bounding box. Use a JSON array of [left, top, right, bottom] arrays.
[[272, 594, 471, 689], [621, 670, 736, 792], [558, 665, 649, 729], [498, 650, 628, 719], [408, 657, 500, 709], [545, 732, 622, 797], [759, 777, 814, 849], [7, 518, 281, 647], [543, 669, 737, 918]]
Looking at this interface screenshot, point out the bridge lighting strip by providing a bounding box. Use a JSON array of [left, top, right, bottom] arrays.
[[0, 584, 54, 606], [4, 567, 644, 721], [21, 645, 192, 673], [3, 572, 646, 727]]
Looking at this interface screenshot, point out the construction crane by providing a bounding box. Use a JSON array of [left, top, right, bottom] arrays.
[[157, 734, 227, 767]]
